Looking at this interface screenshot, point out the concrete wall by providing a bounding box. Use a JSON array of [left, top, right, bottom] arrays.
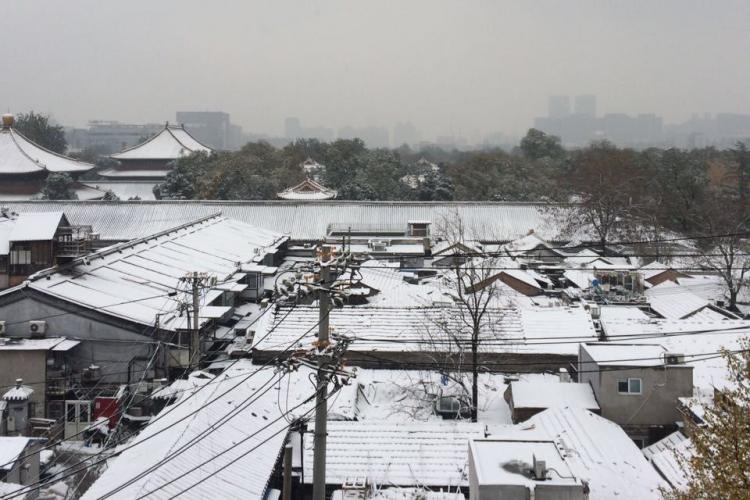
[[5, 441, 41, 486], [0, 350, 47, 419], [0, 292, 158, 383], [597, 366, 693, 427], [578, 346, 600, 398]]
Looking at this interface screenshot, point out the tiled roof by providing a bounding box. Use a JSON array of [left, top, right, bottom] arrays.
[[0, 201, 566, 242], [111, 125, 212, 160], [303, 420, 485, 487], [253, 305, 596, 356], [0, 126, 93, 175]]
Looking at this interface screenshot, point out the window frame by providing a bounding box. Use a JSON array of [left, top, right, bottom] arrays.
[[617, 377, 643, 395]]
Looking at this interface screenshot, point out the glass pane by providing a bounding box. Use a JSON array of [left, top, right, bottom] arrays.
[[79, 402, 90, 422], [617, 380, 629, 393], [66, 404, 76, 422], [629, 379, 641, 393]]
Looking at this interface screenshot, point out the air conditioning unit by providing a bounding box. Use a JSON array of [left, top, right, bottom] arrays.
[[29, 320, 47, 338], [532, 455, 547, 480], [0, 320, 6, 336], [368, 240, 389, 252], [665, 353, 685, 365]]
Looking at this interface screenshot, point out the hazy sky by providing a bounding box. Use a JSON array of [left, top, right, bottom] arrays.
[[1, 0, 749, 139]]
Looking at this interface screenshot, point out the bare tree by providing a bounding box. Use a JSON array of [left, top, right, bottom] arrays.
[[421, 213, 505, 422], [555, 142, 645, 254], [692, 197, 750, 311]]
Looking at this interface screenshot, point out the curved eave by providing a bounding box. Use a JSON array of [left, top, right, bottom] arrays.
[[10, 129, 93, 173]]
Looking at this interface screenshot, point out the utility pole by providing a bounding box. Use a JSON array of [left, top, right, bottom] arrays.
[[312, 245, 333, 500], [180, 272, 212, 371], [283, 444, 293, 500]]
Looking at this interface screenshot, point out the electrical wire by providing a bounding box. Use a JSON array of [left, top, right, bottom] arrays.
[[1, 303, 330, 499]]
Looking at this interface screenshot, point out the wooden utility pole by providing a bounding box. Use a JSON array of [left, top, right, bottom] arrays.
[[283, 444, 293, 500], [312, 246, 332, 500], [181, 272, 211, 371]]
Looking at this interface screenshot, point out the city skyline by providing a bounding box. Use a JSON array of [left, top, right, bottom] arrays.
[[2, 0, 749, 142]]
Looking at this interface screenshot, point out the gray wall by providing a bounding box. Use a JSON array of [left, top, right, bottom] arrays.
[[0, 350, 47, 419], [5, 440, 41, 487], [0, 294, 156, 383], [580, 349, 693, 428]]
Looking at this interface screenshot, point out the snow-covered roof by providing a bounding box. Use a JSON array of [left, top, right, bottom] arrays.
[[581, 343, 668, 367], [646, 283, 731, 320], [642, 431, 692, 490], [509, 381, 599, 411], [603, 319, 750, 397], [488, 406, 668, 499], [599, 306, 650, 322], [82, 181, 159, 200], [111, 125, 212, 160], [470, 439, 582, 489], [82, 363, 313, 500], [0, 437, 32, 470], [97, 168, 173, 179], [253, 305, 597, 356], [0, 337, 79, 351], [8, 211, 65, 241], [563, 269, 594, 289], [502, 231, 564, 256], [334, 488, 463, 500], [4, 215, 287, 331], [0, 201, 568, 243], [499, 269, 543, 291], [277, 178, 337, 200], [303, 420, 485, 487], [0, 125, 93, 175], [3, 383, 34, 401]]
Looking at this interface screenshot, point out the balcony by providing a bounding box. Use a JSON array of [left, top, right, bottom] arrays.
[[56, 226, 98, 259]]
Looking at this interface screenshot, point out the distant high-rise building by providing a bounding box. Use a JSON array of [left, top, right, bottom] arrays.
[[176, 111, 242, 150], [574, 95, 597, 117], [393, 122, 420, 146], [284, 117, 303, 139], [548, 95, 571, 118]]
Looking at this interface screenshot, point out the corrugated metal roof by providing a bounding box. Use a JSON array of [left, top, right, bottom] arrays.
[[488, 407, 668, 499], [253, 305, 596, 356], [82, 364, 306, 500], [7, 215, 287, 330], [303, 421, 485, 487], [0, 201, 566, 242]]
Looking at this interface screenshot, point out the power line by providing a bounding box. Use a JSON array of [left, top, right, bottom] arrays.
[[2, 303, 329, 499]]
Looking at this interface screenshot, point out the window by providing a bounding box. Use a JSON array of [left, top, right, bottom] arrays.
[[618, 378, 642, 394]]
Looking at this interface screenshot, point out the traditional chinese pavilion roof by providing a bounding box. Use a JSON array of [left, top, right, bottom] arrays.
[[277, 178, 337, 201], [110, 123, 212, 161], [0, 114, 93, 176]]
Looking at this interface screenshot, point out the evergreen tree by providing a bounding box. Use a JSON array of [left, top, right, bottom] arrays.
[[15, 111, 67, 154]]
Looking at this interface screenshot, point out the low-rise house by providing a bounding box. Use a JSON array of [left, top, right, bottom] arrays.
[[302, 421, 486, 494], [0, 337, 80, 423], [0, 214, 288, 385], [468, 439, 587, 500], [486, 406, 668, 499], [639, 262, 691, 287], [646, 283, 738, 320], [578, 343, 694, 446], [82, 363, 316, 500], [252, 305, 598, 371], [504, 380, 599, 423], [0, 436, 44, 489], [501, 230, 566, 264], [0, 211, 97, 289]]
